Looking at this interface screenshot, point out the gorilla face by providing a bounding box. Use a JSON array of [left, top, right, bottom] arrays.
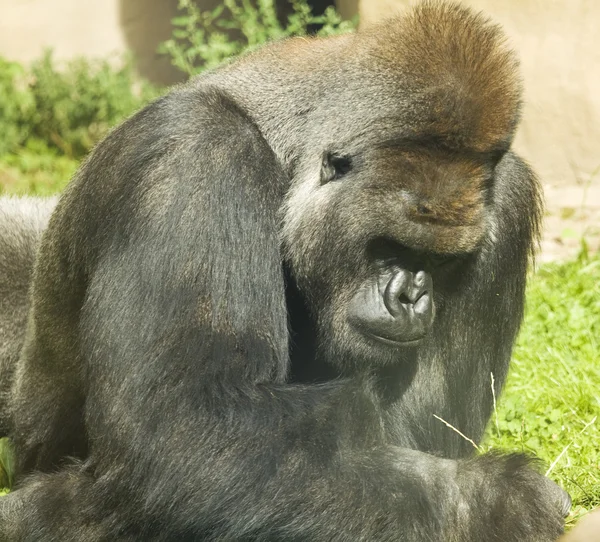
[[282, 138, 495, 370]]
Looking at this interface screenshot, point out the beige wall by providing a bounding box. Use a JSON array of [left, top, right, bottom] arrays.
[[351, 0, 600, 189], [0, 0, 185, 85], [0, 0, 351, 85]]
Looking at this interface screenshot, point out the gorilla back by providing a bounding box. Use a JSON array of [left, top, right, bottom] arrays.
[[0, 197, 56, 435], [2, 2, 568, 541]]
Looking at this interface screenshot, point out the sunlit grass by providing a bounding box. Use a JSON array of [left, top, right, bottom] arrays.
[[0, 438, 14, 493], [483, 248, 600, 523]]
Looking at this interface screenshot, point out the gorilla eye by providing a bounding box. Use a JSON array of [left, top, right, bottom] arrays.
[[321, 153, 353, 185], [427, 252, 464, 270], [428, 254, 452, 268]]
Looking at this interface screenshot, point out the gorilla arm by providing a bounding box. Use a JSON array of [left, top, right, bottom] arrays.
[[1, 383, 569, 541]]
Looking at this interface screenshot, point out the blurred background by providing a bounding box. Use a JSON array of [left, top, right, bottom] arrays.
[[0, 0, 598, 525], [0, 0, 598, 261]]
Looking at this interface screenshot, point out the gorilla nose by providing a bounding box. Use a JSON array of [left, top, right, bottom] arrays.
[[348, 267, 435, 345], [384, 270, 432, 319]]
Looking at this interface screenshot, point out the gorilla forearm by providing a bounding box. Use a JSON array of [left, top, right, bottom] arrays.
[[1, 381, 566, 541], [377, 152, 542, 457], [142, 394, 565, 542]]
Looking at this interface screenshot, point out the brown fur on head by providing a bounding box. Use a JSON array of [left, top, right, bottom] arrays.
[[206, 1, 537, 368], [361, 0, 522, 154], [279, 0, 525, 268]]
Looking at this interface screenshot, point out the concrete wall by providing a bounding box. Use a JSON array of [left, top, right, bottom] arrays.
[[0, 0, 343, 85], [0, 0, 186, 85]]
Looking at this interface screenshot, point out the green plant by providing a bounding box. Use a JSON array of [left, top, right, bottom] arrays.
[[0, 52, 161, 161], [0, 58, 34, 155], [160, 0, 356, 76], [483, 250, 600, 522], [27, 51, 160, 158], [0, 439, 14, 492], [0, 139, 79, 196]]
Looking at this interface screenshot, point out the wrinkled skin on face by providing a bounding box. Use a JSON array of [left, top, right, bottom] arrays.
[[348, 265, 434, 346]]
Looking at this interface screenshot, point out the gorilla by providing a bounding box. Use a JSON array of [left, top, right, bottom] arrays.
[[0, 2, 570, 540], [0, 196, 57, 436]]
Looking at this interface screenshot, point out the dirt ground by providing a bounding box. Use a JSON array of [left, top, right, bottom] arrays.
[[540, 183, 600, 263]]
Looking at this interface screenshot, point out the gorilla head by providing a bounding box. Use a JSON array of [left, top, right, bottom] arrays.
[[277, 5, 526, 372]]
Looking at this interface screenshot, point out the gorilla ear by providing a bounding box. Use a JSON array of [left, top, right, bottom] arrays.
[[320, 152, 353, 185]]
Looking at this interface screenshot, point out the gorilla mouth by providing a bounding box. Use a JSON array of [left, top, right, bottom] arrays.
[[363, 333, 426, 347], [348, 265, 435, 346]]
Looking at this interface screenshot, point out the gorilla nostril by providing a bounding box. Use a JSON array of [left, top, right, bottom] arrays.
[[414, 291, 432, 316], [414, 270, 428, 288], [414, 288, 428, 303], [383, 269, 410, 317], [398, 293, 411, 305], [384, 269, 434, 316]]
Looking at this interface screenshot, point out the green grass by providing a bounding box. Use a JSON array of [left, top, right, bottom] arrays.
[[0, 439, 13, 494], [0, 163, 598, 525], [0, 141, 78, 196], [482, 248, 600, 524]]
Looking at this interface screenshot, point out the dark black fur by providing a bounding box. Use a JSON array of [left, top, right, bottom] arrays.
[[0, 2, 569, 540]]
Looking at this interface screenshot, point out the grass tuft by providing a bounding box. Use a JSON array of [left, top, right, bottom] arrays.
[[483, 249, 600, 522]]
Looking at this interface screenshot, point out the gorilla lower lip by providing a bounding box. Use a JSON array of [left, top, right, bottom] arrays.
[[366, 333, 425, 347]]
